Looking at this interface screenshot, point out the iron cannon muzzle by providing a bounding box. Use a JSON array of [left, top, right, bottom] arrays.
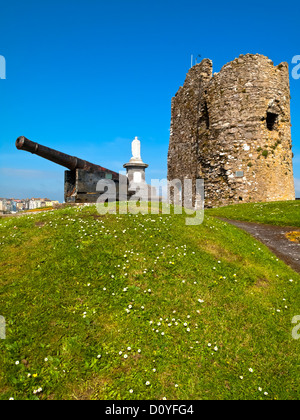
[[15, 136, 119, 179], [16, 136, 40, 154], [16, 136, 80, 170], [15, 136, 25, 149]]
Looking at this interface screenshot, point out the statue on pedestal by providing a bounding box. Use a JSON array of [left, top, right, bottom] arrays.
[[131, 136, 142, 161]]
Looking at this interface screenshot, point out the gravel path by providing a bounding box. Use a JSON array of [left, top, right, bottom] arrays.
[[218, 218, 300, 275]]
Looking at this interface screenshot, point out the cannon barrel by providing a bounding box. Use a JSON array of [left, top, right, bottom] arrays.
[[16, 136, 117, 175]]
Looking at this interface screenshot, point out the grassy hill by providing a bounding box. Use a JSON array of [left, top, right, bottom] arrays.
[[0, 203, 299, 400], [207, 200, 300, 227]]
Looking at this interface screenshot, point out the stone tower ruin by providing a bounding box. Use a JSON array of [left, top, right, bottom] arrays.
[[168, 54, 295, 207]]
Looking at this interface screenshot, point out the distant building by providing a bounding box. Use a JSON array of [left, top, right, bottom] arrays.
[[0, 198, 7, 213], [43, 199, 53, 207], [16, 201, 25, 211], [0, 197, 60, 213], [5, 200, 13, 213], [29, 199, 37, 210]]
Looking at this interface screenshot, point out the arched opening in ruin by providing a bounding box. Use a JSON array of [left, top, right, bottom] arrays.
[[266, 112, 278, 131]]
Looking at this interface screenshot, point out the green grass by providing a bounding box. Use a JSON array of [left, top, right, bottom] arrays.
[[207, 200, 300, 227], [0, 203, 299, 400]]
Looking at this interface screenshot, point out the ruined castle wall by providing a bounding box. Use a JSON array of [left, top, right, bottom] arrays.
[[168, 59, 212, 189], [168, 54, 295, 207]]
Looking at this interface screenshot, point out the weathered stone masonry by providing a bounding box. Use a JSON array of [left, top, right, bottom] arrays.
[[168, 54, 295, 207]]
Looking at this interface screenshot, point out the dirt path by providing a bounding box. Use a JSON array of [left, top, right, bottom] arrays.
[[218, 218, 300, 275]]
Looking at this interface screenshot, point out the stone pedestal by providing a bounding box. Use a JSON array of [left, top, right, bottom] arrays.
[[123, 137, 150, 201]]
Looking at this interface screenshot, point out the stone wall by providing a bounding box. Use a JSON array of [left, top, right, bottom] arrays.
[[168, 54, 295, 207]]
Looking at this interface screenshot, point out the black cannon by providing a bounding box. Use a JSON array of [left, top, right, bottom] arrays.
[[16, 136, 127, 203]]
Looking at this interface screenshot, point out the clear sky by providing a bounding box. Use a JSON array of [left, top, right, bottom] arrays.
[[0, 0, 299, 202]]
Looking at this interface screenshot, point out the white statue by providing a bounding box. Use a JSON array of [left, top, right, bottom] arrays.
[[131, 136, 141, 160]]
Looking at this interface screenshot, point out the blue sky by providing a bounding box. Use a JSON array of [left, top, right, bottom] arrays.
[[0, 0, 299, 201]]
